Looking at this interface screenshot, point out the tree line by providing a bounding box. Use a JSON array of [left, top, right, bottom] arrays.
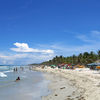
[[41, 50, 100, 65]]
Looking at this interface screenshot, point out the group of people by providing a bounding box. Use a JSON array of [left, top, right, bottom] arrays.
[[13, 67, 24, 72], [13, 66, 30, 82], [13, 67, 20, 82], [13, 67, 18, 72]]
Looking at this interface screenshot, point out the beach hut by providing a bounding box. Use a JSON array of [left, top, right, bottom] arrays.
[[87, 63, 100, 70]]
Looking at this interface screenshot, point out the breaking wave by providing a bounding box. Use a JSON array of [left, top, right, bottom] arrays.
[[0, 72, 7, 77]]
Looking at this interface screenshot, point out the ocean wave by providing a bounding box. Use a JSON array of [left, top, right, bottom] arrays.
[[0, 66, 8, 69], [4, 70, 13, 73], [0, 72, 7, 77]]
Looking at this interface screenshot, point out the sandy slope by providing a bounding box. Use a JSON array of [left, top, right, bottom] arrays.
[[33, 67, 100, 100]]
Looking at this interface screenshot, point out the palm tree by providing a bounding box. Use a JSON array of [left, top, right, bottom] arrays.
[[97, 50, 100, 59]]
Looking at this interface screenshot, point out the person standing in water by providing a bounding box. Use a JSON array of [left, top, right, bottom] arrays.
[[16, 67, 18, 72], [13, 67, 18, 72], [13, 68, 16, 72]]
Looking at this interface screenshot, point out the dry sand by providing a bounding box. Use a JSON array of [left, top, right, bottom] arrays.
[[33, 67, 100, 100]]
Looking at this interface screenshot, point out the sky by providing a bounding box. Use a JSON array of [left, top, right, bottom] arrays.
[[0, 0, 100, 65]]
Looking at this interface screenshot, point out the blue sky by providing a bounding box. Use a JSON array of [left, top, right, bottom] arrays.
[[0, 0, 100, 65]]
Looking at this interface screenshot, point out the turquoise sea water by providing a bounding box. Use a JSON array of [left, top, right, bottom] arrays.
[[0, 66, 50, 100]]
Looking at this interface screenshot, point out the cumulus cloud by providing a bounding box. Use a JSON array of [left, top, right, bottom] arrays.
[[11, 42, 54, 54], [0, 42, 55, 64]]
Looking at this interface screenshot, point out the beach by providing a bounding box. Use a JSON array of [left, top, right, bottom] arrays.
[[33, 67, 100, 100]]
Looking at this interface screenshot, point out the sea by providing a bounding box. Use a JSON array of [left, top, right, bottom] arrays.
[[0, 65, 50, 100]]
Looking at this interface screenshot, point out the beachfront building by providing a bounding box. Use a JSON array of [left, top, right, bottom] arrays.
[[87, 63, 100, 70]]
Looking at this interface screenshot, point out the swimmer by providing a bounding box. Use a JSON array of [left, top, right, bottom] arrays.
[[15, 77, 20, 82]]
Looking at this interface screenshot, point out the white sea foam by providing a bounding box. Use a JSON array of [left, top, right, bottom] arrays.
[[4, 70, 13, 73], [0, 72, 7, 77]]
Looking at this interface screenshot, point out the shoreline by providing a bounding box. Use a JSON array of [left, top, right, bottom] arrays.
[[33, 67, 100, 100], [41, 72, 83, 100]]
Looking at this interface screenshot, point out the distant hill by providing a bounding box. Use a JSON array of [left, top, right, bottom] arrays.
[[29, 63, 40, 66]]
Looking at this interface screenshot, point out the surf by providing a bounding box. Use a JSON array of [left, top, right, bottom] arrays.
[[0, 72, 7, 77]]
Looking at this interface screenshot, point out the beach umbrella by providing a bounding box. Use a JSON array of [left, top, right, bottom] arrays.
[[96, 66, 100, 69]]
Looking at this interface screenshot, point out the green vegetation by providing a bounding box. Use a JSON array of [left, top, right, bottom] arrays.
[[41, 50, 100, 65]]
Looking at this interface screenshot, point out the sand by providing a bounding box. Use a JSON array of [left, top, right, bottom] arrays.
[[33, 67, 100, 100]]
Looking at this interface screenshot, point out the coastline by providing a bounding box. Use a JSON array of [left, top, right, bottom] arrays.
[[41, 72, 82, 100], [33, 67, 100, 100]]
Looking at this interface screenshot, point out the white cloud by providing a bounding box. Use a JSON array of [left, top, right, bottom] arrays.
[[91, 30, 100, 35], [49, 43, 100, 57], [77, 35, 89, 42], [2, 40, 100, 64], [0, 53, 55, 65], [1, 30, 100, 65], [0, 54, 29, 64], [49, 30, 100, 56], [0, 42, 55, 65], [76, 30, 100, 43], [11, 42, 54, 54], [76, 34, 94, 43], [91, 30, 100, 39]]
